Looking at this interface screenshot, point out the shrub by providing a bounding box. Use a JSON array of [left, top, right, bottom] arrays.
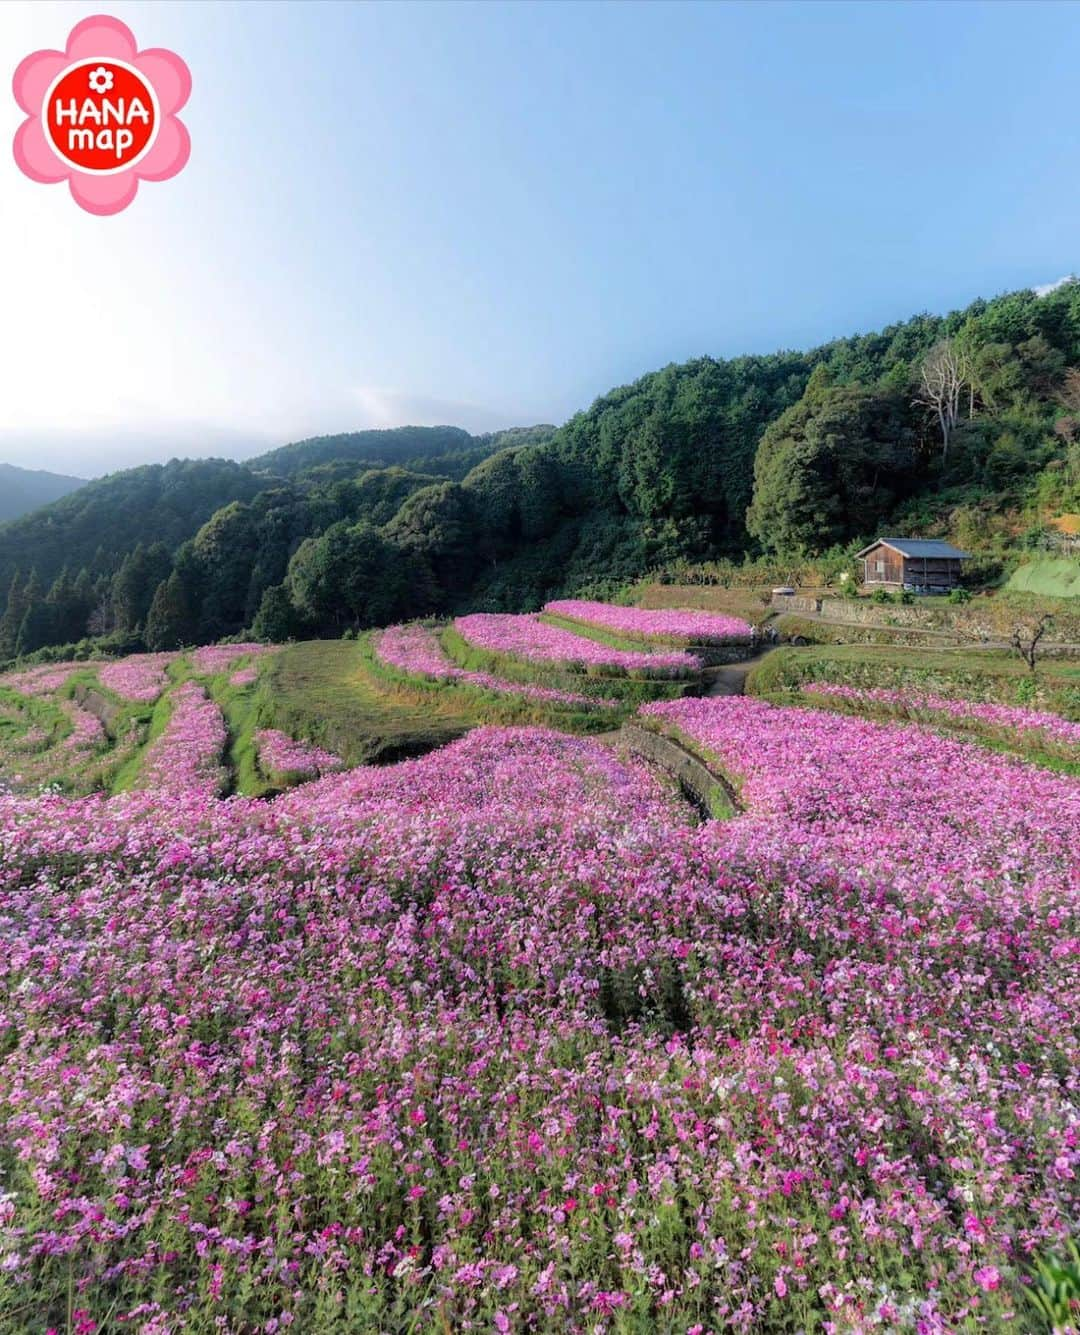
[[948, 587, 972, 604]]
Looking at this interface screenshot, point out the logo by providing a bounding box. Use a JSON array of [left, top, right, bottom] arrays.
[[13, 15, 190, 215]]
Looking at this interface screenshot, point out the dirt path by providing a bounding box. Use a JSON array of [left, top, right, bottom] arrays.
[[701, 648, 777, 697]]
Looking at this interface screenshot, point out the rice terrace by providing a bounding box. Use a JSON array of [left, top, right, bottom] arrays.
[[5, 1, 1080, 1329], [0, 574, 1078, 1332]]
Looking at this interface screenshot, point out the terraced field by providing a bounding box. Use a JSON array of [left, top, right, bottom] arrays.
[[1, 600, 1079, 1330], [0, 608, 721, 797]]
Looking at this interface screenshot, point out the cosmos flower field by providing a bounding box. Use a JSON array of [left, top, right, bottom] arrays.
[[454, 613, 702, 677], [544, 600, 754, 645], [374, 623, 617, 709], [0, 646, 1077, 1331], [801, 682, 1080, 758]]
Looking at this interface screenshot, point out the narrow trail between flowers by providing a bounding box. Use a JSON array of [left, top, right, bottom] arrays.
[[702, 646, 776, 696]]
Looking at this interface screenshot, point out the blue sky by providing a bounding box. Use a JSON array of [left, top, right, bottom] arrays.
[[2, 0, 1078, 475]]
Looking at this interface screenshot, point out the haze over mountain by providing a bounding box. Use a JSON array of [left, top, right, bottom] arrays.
[[0, 462, 85, 523]]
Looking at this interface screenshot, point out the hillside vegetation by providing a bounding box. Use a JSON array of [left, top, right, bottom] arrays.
[[2, 280, 1079, 663], [1006, 557, 1080, 597]]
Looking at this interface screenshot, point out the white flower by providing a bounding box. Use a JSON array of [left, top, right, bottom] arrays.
[[88, 66, 114, 95]]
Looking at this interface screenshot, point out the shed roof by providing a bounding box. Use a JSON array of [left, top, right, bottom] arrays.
[[855, 538, 971, 560]]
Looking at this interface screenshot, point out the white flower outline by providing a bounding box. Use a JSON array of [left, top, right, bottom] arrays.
[[87, 66, 114, 95]]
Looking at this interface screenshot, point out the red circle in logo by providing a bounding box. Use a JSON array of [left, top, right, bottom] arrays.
[[44, 60, 158, 174]]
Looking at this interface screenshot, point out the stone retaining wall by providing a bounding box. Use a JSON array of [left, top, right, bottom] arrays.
[[620, 723, 737, 815], [770, 594, 822, 614], [73, 683, 123, 733]]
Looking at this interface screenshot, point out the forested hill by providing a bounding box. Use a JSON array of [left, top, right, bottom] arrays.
[[0, 462, 85, 523], [250, 426, 476, 476], [2, 280, 1079, 661]]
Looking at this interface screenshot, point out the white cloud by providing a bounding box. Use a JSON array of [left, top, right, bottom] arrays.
[[1033, 275, 1077, 297], [347, 386, 515, 435]]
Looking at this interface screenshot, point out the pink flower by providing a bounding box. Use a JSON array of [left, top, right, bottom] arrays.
[[973, 1266, 1001, 1291], [774, 1275, 787, 1298], [375, 623, 618, 709], [13, 15, 190, 216], [545, 599, 753, 645]]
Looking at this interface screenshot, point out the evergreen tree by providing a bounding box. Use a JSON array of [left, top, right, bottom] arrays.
[[144, 573, 195, 651], [0, 569, 25, 661], [14, 571, 50, 658], [252, 584, 302, 642]]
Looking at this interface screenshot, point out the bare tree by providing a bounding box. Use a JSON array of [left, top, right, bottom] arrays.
[[1058, 367, 1080, 415], [916, 339, 971, 462], [1010, 613, 1054, 673], [86, 598, 113, 639]]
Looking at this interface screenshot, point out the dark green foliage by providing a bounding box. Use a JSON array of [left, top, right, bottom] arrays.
[[747, 375, 919, 553], [252, 585, 302, 643], [286, 521, 424, 631], [15, 572, 52, 657], [383, 482, 479, 607], [0, 458, 266, 599], [0, 570, 27, 661], [248, 426, 477, 477], [110, 544, 172, 636], [144, 572, 197, 651], [550, 355, 811, 541]]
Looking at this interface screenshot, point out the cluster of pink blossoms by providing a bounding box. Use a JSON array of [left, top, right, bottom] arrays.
[[0, 692, 1076, 1329], [134, 680, 227, 797], [256, 729, 342, 781], [60, 702, 106, 753], [455, 613, 700, 677], [0, 662, 85, 697], [375, 624, 617, 709], [803, 681, 1080, 751], [545, 599, 754, 644], [98, 653, 177, 702], [191, 643, 276, 676]]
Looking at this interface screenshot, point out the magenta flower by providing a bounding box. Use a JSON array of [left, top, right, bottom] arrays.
[[545, 599, 754, 645], [13, 15, 190, 216], [973, 1266, 1001, 1291]]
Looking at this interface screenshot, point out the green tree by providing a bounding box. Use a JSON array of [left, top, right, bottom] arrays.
[[747, 381, 917, 554], [286, 521, 420, 631], [0, 569, 26, 661], [383, 483, 479, 607], [14, 571, 49, 657], [252, 584, 303, 642], [144, 572, 196, 651]]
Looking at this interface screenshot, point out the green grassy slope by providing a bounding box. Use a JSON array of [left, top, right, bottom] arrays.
[[1006, 559, 1080, 598]]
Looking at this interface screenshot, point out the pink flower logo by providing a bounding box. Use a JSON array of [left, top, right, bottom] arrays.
[[12, 14, 190, 216]]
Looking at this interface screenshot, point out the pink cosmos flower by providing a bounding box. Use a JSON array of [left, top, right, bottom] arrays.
[[13, 15, 190, 216], [973, 1265, 1001, 1291]]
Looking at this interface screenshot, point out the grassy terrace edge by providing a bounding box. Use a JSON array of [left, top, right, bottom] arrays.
[[441, 625, 698, 703]]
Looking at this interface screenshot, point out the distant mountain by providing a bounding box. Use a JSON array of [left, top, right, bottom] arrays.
[[0, 462, 85, 523]]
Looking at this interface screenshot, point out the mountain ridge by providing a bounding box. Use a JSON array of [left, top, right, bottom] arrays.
[[1, 279, 1078, 661], [0, 461, 86, 524]]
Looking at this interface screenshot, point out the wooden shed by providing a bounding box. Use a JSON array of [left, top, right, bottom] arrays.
[[856, 538, 971, 593]]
